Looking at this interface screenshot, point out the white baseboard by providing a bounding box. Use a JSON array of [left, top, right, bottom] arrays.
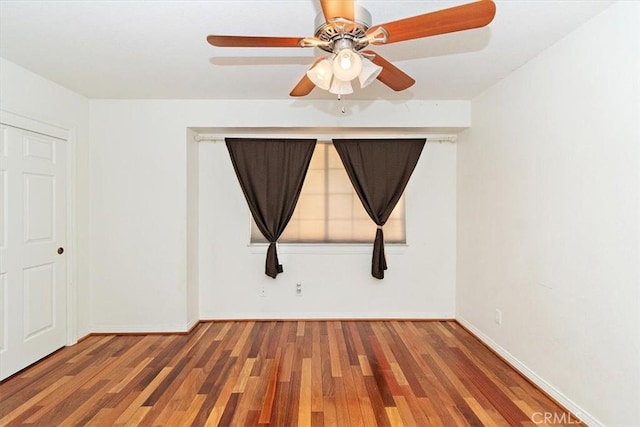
[[456, 317, 602, 427], [89, 314, 453, 334], [90, 323, 193, 333], [200, 311, 455, 320], [186, 317, 200, 331]]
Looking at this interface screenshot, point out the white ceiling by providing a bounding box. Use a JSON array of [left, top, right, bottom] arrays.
[[0, 0, 612, 100]]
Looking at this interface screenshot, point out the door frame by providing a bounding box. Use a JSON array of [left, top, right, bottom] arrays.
[[0, 109, 78, 346]]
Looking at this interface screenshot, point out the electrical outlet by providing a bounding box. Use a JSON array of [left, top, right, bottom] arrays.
[[296, 283, 302, 296], [495, 309, 502, 325], [259, 286, 265, 298]]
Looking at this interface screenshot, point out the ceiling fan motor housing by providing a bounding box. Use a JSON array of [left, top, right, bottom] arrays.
[[313, 5, 372, 53]]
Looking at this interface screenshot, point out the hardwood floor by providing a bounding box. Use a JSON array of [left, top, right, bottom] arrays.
[[0, 320, 581, 426]]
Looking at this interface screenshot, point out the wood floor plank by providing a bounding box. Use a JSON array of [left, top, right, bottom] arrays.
[[86, 408, 113, 426], [326, 321, 343, 378], [310, 323, 324, 413], [272, 375, 294, 426], [233, 357, 256, 393], [258, 348, 280, 424], [111, 366, 172, 425], [337, 358, 365, 426], [421, 347, 486, 425], [332, 377, 353, 426], [385, 406, 404, 426], [153, 368, 205, 423], [0, 320, 584, 427], [180, 394, 207, 426], [230, 322, 256, 358], [358, 354, 374, 377], [416, 396, 446, 426], [296, 321, 306, 337], [231, 376, 261, 425], [394, 395, 419, 426], [213, 321, 233, 341], [278, 342, 295, 383], [298, 358, 312, 426], [205, 353, 245, 426]]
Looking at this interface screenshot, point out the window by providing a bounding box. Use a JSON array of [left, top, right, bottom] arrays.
[[251, 142, 405, 243]]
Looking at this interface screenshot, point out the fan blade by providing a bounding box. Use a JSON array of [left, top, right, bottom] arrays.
[[290, 74, 316, 97], [362, 51, 415, 91], [367, 0, 496, 44], [320, 0, 354, 22], [207, 35, 304, 48]]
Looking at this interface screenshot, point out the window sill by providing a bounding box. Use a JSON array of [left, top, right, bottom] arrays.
[[248, 243, 408, 255]]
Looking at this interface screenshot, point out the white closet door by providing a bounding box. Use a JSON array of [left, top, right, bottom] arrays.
[[0, 125, 67, 380]]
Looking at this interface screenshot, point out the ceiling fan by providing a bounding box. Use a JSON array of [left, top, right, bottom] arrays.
[[207, 0, 496, 97]]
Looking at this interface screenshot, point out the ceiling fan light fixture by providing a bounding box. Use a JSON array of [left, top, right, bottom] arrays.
[[358, 57, 382, 88], [329, 77, 353, 95], [332, 48, 363, 82], [306, 57, 334, 90], [207, 0, 498, 98]]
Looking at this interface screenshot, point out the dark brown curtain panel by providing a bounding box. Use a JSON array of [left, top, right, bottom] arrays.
[[333, 138, 425, 279], [226, 138, 317, 278]]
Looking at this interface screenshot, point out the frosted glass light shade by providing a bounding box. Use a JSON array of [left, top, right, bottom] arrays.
[[306, 58, 333, 90], [358, 58, 383, 88], [332, 49, 363, 82], [329, 78, 353, 95]]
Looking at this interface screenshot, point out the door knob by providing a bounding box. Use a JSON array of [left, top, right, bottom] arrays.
[[57, 247, 64, 255]]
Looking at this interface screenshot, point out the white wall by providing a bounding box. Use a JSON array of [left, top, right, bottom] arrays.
[[186, 128, 199, 327], [456, 3, 639, 426], [0, 58, 91, 339], [89, 102, 189, 332], [89, 99, 469, 331], [199, 140, 456, 319]]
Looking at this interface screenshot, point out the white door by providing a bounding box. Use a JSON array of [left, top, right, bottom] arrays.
[[0, 124, 67, 380]]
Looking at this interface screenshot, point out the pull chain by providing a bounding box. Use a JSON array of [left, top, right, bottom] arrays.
[[337, 94, 346, 114]]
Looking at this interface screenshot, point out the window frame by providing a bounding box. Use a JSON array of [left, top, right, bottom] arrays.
[[248, 140, 409, 248]]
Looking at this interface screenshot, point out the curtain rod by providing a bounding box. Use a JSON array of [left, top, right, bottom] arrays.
[[194, 135, 457, 143]]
